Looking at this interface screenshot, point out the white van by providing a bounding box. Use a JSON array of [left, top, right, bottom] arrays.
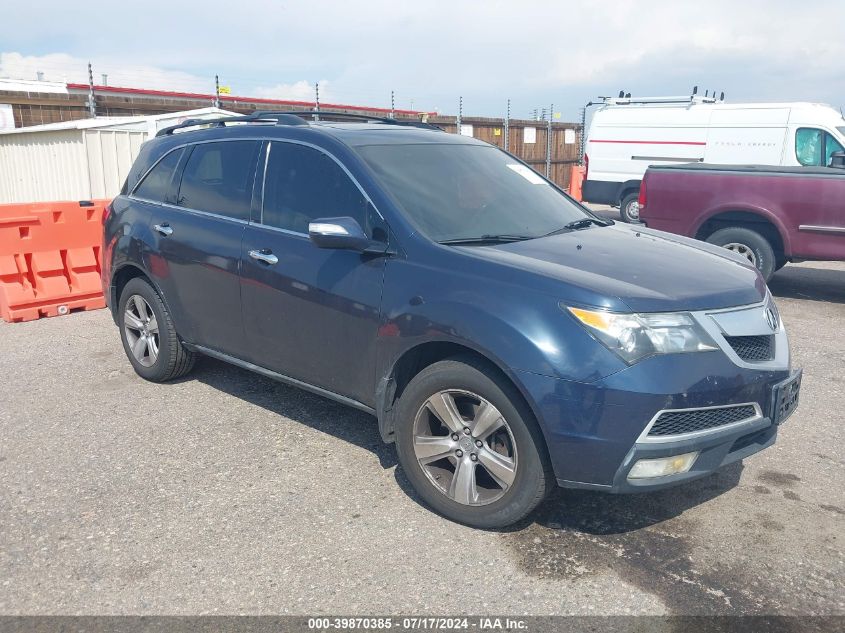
[[583, 94, 845, 221]]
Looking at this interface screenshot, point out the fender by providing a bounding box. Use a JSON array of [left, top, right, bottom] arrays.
[[372, 295, 624, 443]]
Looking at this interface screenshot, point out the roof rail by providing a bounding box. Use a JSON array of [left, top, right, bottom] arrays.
[[156, 112, 307, 137], [156, 109, 442, 137], [255, 110, 442, 131]]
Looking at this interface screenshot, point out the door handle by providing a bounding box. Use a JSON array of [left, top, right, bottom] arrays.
[[248, 249, 279, 265], [154, 223, 173, 237]]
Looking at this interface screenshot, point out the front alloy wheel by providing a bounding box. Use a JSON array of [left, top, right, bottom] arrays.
[[413, 390, 518, 506], [395, 356, 552, 528]]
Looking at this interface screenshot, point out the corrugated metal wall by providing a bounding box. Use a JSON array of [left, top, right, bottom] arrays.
[[0, 129, 147, 203], [83, 130, 146, 199]]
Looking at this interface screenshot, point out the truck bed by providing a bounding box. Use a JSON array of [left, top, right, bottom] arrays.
[[647, 163, 845, 178]]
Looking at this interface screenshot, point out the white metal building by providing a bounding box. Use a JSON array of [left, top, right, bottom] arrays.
[[0, 108, 237, 203]]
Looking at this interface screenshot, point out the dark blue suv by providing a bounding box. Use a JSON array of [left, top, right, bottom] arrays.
[[103, 111, 801, 528]]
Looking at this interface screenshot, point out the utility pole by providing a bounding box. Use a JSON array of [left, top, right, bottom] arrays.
[[504, 98, 510, 152], [214, 75, 220, 108], [314, 82, 320, 121], [87, 62, 96, 118], [545, 102, 553, 178], [456, 96, 462, 134], [579, 106, 587, 165]]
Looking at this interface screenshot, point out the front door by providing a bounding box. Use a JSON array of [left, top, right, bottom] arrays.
[[791, 128, 845, 259], [240, 141, 388, 405]]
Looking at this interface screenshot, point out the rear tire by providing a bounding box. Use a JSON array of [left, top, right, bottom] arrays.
[[706, 227, 776, 281], [619, 192, 641, 223], [394, 355, 553, 528], [118, 277, 196, 382]]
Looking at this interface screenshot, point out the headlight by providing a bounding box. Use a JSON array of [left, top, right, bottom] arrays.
[[566, 306, 718, 364]]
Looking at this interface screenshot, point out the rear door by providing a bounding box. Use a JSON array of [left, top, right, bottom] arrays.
[[147, 139, 261, 354], [240, 140, 388, 405]]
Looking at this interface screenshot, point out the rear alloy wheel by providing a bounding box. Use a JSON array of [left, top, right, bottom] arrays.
[[706, 227, 776, 281], [395, 356, 552, 528], [124, 295, 159, 367], [619, 192, 640, 223], [118, 277, 196, 382]]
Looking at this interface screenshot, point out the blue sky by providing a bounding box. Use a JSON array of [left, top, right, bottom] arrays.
[[2, 0, 843, 121]]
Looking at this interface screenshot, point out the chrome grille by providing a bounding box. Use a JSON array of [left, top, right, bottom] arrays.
[[648, 405, 758, 437], [724, 335, 774, 362]]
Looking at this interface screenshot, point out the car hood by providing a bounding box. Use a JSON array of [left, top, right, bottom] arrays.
[[465, 223, 767, 312]]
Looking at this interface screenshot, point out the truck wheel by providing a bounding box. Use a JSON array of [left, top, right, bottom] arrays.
[[394, 356, 553, 528], [118, 277, 196, 382], [706, 227, 776, 281], [619, 192, 641, 223]]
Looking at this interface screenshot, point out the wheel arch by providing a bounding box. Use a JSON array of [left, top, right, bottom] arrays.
[[617, 179, 642, 204], [375, 340, 550, 463], [693, 207, 791, 259], [110, 263, 174, 327]]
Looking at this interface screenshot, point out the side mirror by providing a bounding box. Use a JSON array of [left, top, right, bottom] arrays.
[[308, 217, 371, 251], [829, 151, 845, 169]]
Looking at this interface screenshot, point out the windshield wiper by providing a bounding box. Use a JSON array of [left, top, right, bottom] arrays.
[[542, 217, 613, 237], [438, 234, 535, 245]]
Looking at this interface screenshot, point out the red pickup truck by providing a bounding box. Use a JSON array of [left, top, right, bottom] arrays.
[[638, 161, 845, 280]]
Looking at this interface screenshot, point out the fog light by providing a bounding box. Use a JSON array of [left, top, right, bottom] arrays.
[[628, 451, 699, 480]]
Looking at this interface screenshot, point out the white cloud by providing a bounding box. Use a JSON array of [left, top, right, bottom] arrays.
[[1, 0, 843, 118], [0, 51, 211, 93], [1, 51, 329, 105], [252, 80, 330, 102]]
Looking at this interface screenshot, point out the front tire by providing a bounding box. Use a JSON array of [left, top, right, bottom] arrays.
[[619, 192, 641, 223], [706, 227, 776, 281], [395, 356, 553, 528], [118, 277, 196, 382]]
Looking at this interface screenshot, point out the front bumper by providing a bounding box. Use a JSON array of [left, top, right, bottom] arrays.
[[515, 352, 796, 492], [609, 411, 776, 492]]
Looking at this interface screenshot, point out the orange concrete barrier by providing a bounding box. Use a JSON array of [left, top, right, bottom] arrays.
[[0, 200, 109, 323], [568, 165, 585, 202]]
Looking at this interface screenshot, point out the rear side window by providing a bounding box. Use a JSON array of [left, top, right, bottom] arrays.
[[795, 128, 845, 166], [177, 141, 261, 220], [133, 148, 183, 202], [261, 141, 369, 234]]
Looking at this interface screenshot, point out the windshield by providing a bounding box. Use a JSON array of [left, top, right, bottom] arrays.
[[356, 143, 592, 243]]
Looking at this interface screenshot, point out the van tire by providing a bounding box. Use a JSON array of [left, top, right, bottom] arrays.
[[706, 227, 776, 281], [619, 192, 641, 223]]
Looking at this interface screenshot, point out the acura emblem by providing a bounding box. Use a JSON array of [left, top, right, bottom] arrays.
[[765, 307, 778, 331]]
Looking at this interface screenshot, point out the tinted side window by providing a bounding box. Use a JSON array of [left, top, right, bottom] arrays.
[[262, 142, 368, 234], [796, 128, 845, 166], [177, 141, 260, 220], [133, 148, 183, 202]]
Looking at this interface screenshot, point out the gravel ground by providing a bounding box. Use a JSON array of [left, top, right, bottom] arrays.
[[0, 254, 843, 616]]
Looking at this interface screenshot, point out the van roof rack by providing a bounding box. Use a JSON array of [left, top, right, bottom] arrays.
[[599, 87, 725, 106], [156, 109, 441, 137]]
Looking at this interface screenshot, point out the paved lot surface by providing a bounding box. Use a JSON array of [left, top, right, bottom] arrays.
[[1, 250, 843, 616]]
